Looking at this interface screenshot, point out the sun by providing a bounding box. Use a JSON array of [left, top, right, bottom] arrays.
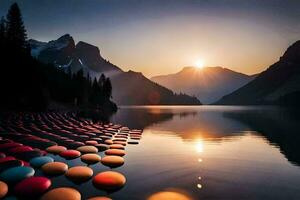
[[195, 59, 204, 69]]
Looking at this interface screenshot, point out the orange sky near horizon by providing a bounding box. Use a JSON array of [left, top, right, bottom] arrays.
[[92, 14, 296, 78]]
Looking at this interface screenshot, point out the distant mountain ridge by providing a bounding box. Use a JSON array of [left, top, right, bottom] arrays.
[[111, 70, 200, 105], [151, 66, 255, 103], [216, 40, 300, 105], [29, 35, 201, 105]]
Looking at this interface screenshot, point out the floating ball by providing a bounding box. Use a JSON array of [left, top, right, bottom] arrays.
[[81, 154, 101, 164], [147, 191, 192, 200], [92, 171, 126, 191], [104, 140, 113, 145], [0, 143, 22, 151], [30, 156, 54, 168], [60, 150, 81, 159], [7, 146, 33, 154], [100, 136, 111, 140], [0, 166, 35, 184], [0, 181, 8, 198], [14, 177, 51, 198], [0, 156, 15, 163], [1, 196, 17, 200], [85, 140, 98, 145], [109, 144, 125, 150], [113, 141, 127, 146], [105, 149, 126, 157], [40, 187, 81, 200], [46, 146, 67, 154], [101, 156, 124, 168], [88, 197, 112, 200], [77, 146, 98, 154], [41, 162, 68, 175], [65, 166, 93, 183]]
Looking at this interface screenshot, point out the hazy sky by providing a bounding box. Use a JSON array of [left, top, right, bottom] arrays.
[[1, 0, 300, 77]]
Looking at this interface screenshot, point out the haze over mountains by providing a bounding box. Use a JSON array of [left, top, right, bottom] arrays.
[[216, 40, 300, 105], [151, 67, 256, 103], [29, 34, 201, 105]]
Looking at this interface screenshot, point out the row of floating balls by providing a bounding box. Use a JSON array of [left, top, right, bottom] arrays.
[[0, 112, 143, 199]]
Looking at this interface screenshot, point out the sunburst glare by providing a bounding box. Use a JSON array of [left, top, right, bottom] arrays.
[[195, 59, 204, 69]]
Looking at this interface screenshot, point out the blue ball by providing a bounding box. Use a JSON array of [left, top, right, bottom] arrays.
[[0, 166, 35, 183], [29, 156, 54, 168], [4, 196, 18, 200]]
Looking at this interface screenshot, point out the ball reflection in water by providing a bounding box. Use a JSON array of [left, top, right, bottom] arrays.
[[147, 190, 193, 200]]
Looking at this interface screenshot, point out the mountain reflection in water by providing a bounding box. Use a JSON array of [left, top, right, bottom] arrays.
[[112, 106, 300, 166], [105, 106, 300, 200]]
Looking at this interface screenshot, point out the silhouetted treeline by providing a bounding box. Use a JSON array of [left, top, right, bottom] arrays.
[[0, 3, 116, 111], [43, 64, 115, 108]]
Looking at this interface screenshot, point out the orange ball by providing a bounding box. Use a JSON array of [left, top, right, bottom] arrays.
[[105, 149, 125, 157], [101, 156, 124, 168], [46, 146, 67, 154], [40, 187, 81, 200], [0, 181, 8, 198], [41, 162, 68, 175], [92, 171, 126, 191], [65, 166, 93, 183]]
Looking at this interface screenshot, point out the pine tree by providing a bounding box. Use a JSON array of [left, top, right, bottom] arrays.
[[92, 77, 98, 88], [87, 73, 91, 86], [103, 78, 112, 99], [6, 3, 28, 51], [90, 77, 99, 105], [0, 17, 6, 49], [98, 74, 106, 87]]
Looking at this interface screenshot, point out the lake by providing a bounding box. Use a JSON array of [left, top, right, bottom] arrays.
[[38, 106, 300, 199]]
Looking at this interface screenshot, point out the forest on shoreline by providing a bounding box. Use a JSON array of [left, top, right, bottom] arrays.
[[0, 3, 117, 112]]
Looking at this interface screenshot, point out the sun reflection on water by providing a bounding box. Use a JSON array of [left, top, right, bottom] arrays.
[[195, 139, 204, 191], [197, 183, 202, 189], [195, 139, 204, 153]]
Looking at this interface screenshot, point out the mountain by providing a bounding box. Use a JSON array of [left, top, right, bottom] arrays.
[[29, 35, 201, 105], [216, 41, 300, 105], [29, 34, 121, 77], [111, 70, 201, 105], [151, 66, 255, 104]]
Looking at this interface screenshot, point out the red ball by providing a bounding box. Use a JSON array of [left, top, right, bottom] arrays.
[[14, 176, 51, 197], [60, 150, 81, 159], [8, 146, 33, 154], [0, 156, 15, 163]]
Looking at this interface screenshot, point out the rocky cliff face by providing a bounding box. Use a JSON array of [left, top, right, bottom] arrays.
[[29, 34, 121, 78]]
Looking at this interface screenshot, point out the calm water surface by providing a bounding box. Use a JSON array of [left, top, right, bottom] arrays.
[[51, 106, 300, 199]]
